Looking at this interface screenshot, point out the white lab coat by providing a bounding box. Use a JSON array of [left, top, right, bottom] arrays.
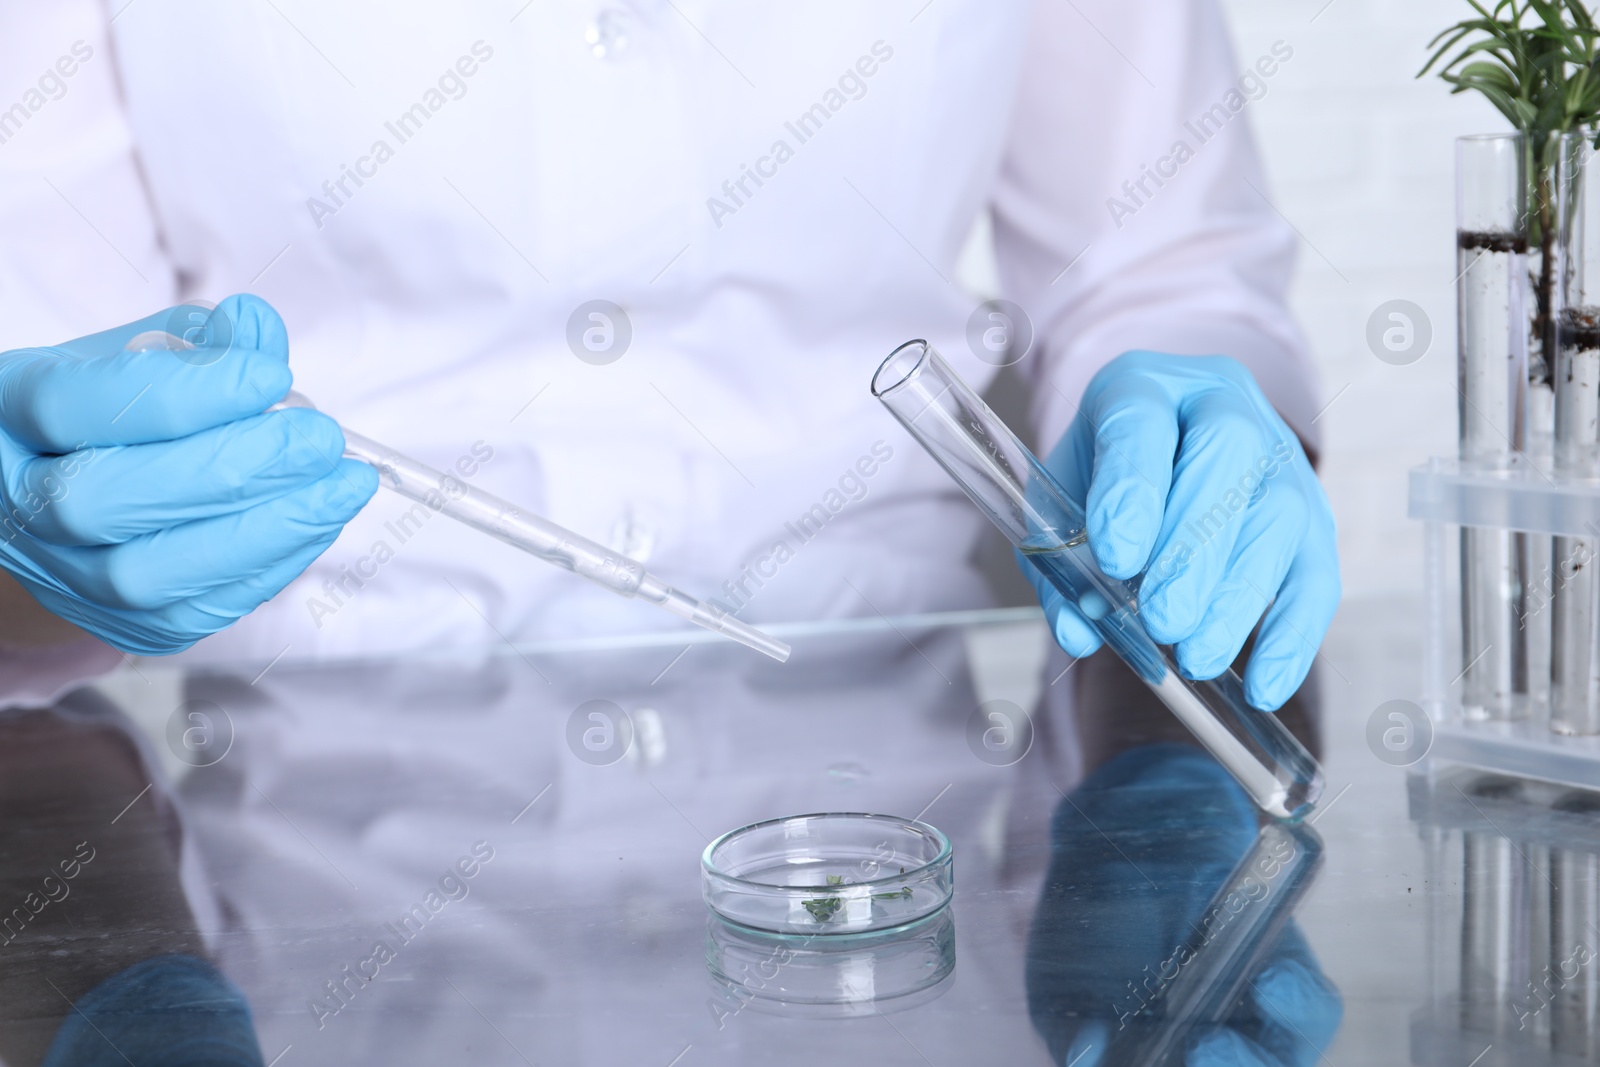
[[0, 5, 1325, 1061], [0, 0, 1316, 665]]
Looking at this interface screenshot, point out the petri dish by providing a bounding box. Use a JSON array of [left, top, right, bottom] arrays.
[[701, 812, 953, 935], [705, 906, 956, 1018]]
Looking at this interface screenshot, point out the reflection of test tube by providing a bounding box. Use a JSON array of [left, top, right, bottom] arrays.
[[1118, 822, 1324, 1067], [872, 342, 1324, 820], [1460, 776, 1534, 1041], [1456, 134, 1533, 722], [1550, 790, 1600, 1058]]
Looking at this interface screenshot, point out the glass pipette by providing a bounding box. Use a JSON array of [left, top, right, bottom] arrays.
[[122, 325, 790, 658], [269, 391, 791, 662], [872, 341, 1322, 820]]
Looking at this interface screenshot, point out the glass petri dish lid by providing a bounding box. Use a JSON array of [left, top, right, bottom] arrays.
[[702, 812, 953, 935]]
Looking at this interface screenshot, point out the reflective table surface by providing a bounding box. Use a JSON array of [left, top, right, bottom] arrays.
[[0, 598, 1593, 1066]]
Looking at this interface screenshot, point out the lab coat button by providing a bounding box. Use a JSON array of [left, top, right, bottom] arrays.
[[584, 10, 631, 60]]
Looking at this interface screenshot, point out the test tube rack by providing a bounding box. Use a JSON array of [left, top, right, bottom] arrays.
[[1412, 456, 1600, 788]]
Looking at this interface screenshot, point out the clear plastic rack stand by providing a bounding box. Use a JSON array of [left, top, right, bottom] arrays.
[[1411, 455, 1600, 787]]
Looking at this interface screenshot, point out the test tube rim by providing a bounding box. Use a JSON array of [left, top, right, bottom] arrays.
[[871, 339, 932, 399]]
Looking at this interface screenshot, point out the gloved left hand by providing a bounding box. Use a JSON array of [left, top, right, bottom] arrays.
[[0, 295, 376, 654], [1023, 352, 1340, 711]]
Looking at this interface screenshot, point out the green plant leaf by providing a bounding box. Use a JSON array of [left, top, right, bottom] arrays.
[[1425, 1, 1600, 140]]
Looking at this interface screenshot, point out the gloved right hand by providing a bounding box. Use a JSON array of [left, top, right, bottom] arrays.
[[0, 295, 378, 655], [1023, 352, 1340, 712]]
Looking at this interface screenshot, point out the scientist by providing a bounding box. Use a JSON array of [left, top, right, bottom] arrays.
[[0, 0, 1336, 713]]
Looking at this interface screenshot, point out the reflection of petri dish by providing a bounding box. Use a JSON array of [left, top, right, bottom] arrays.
[[706, 905, 956, 1019], [702, 813, 953, 935]]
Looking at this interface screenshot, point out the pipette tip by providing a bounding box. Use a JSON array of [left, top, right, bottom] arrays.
[[716, 617, 792, 663]]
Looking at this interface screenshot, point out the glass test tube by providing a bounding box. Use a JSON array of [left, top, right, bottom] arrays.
[[1526, 134, 1559, 717], [1457, 134, 1534, 722], [1553, 133, 1600, 735], [871, 342, 1324, 821]]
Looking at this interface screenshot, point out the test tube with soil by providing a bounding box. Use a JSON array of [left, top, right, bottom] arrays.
[[1553, 132, 1600, 736], [1525, 136, 1559, 700], [1456, 134, 1534, 721]]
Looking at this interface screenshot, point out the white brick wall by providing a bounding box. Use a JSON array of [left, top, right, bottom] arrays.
[[1222, 0, 1504, 598]]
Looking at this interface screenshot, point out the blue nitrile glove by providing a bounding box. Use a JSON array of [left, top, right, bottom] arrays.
[[1023, 352, 1340, 710], [41, 954, 264, 1067], [1025, 745, 1342, 1067], [1185, 927, 1342, 1067], [0, 295, 377, 654]]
